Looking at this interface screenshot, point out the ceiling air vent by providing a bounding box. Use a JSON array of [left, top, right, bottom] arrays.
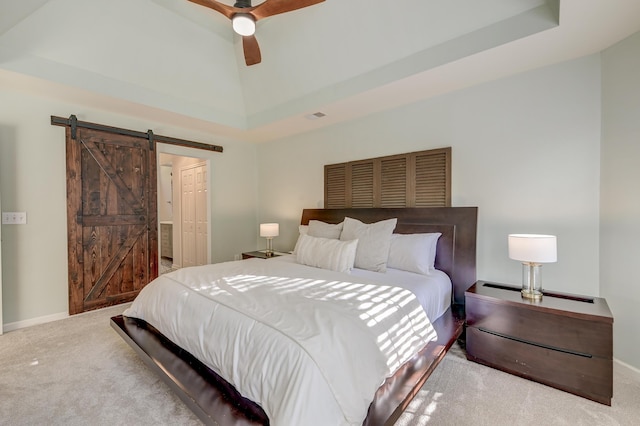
[[305, 112, 327, 120]]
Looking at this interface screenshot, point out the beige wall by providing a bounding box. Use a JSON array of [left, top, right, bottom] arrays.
[[0, 87, 259, 327], [601, 31, 640, 370], [258, 54, 602, 297]]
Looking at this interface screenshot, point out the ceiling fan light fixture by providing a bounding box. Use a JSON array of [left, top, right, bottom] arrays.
[[188, 0, 326, 66], [232, 14, 256, 36]]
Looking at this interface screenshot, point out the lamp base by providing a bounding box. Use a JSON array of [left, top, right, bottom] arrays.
[[265, 237, 273, 257], [521, 288, 543, 301], [521, 262, 543, 301]]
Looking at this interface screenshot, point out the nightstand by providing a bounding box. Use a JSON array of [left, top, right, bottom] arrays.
[[241, 251, 281, 260], [465, 281, 613, 405]]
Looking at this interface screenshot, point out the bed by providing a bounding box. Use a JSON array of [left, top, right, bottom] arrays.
[[111, 207, 477, 425]]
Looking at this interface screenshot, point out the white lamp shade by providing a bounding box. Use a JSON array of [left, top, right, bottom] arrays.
[[260, 223, 279, 238], [508, 234, 557, 263], [232, 14, 256, 36]]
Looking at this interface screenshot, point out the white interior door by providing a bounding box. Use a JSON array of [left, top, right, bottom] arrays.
[[195, 165, 208, 266], [181, 167, 196, 268], [180, 162, 208, 268]]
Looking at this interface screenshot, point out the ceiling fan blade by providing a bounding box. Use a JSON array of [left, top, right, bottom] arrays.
[[187, 0, 238, 19], [242, 35, 262, 66], [251, 0, 325, 20]]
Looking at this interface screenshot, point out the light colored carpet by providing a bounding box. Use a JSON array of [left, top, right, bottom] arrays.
[[1, 304, 638, 426], [160, 257, 178, 275], [396, 344, 640, 426]]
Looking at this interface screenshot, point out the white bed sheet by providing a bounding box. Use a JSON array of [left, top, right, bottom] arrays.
[[124, 258, 437, 426], [273, 254, 452, 321]]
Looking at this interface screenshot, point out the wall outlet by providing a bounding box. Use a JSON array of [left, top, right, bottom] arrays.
[[233, 254, 241, 261], [2, 212, 27, 225]]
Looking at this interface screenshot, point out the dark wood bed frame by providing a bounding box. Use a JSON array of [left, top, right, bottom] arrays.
[[111, 207, 477, 426]]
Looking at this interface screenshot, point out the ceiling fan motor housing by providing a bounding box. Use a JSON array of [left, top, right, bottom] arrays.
[[189, 0, 326, 66]]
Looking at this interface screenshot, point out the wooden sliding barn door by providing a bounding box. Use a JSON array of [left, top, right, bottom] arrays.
[[66, 127, 157, 315]]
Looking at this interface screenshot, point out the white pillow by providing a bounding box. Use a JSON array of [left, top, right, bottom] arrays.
[[295, 234, 358, 273], [340, 217, 397, 272], [308, 220, 343, 239], [292, 225, 309, 254], [387, 233, 442, 275]]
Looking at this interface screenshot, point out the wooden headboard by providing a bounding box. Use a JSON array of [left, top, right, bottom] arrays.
[[301, 207, 477, 306]]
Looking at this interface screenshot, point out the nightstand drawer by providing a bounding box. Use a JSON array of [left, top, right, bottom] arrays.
[[466, 327, 612, 405], [465, 281, 613, 405], [466, 297, 612, 359]]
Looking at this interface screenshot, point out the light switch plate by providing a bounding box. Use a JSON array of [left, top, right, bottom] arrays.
[[2, 212, 27, 225]]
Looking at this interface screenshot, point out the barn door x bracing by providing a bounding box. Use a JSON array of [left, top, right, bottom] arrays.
[[65, 127, 158, 315]]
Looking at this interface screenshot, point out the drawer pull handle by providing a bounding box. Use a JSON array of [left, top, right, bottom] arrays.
[[477, 327, 593, 358]]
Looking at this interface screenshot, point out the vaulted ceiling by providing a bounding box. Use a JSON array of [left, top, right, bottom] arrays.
[[1, 0, 640, 143]]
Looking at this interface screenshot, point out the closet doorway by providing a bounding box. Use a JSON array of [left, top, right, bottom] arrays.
[[158, 152, 210, 274]]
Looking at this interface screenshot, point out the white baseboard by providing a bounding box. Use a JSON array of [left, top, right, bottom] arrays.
[[614, 357, 640, 376], [3, 311, 69, 333], [3, 303, 132, 334]]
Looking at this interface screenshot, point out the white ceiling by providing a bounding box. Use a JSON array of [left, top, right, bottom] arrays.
[[1, 0, 640, 143]]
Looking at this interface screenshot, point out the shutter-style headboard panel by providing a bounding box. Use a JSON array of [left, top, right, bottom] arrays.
[[324, 147, 451, 209]]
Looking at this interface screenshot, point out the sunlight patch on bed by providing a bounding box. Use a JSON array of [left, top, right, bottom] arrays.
[[203, 272, 437, 373]]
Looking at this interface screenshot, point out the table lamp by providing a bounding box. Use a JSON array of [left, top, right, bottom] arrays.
[[508, 234, 557, 300], [260, 223, 279, 257]]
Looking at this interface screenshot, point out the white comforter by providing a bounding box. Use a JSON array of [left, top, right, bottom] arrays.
[[124, 259, 437, 426]]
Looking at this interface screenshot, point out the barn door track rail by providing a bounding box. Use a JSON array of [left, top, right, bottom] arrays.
[[51, 115, 223, 153]]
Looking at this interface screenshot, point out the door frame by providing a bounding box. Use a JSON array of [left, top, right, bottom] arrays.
[[156, 145, 212, 269]]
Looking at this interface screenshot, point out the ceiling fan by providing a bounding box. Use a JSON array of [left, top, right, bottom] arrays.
[[188, 0, 325, 66]]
